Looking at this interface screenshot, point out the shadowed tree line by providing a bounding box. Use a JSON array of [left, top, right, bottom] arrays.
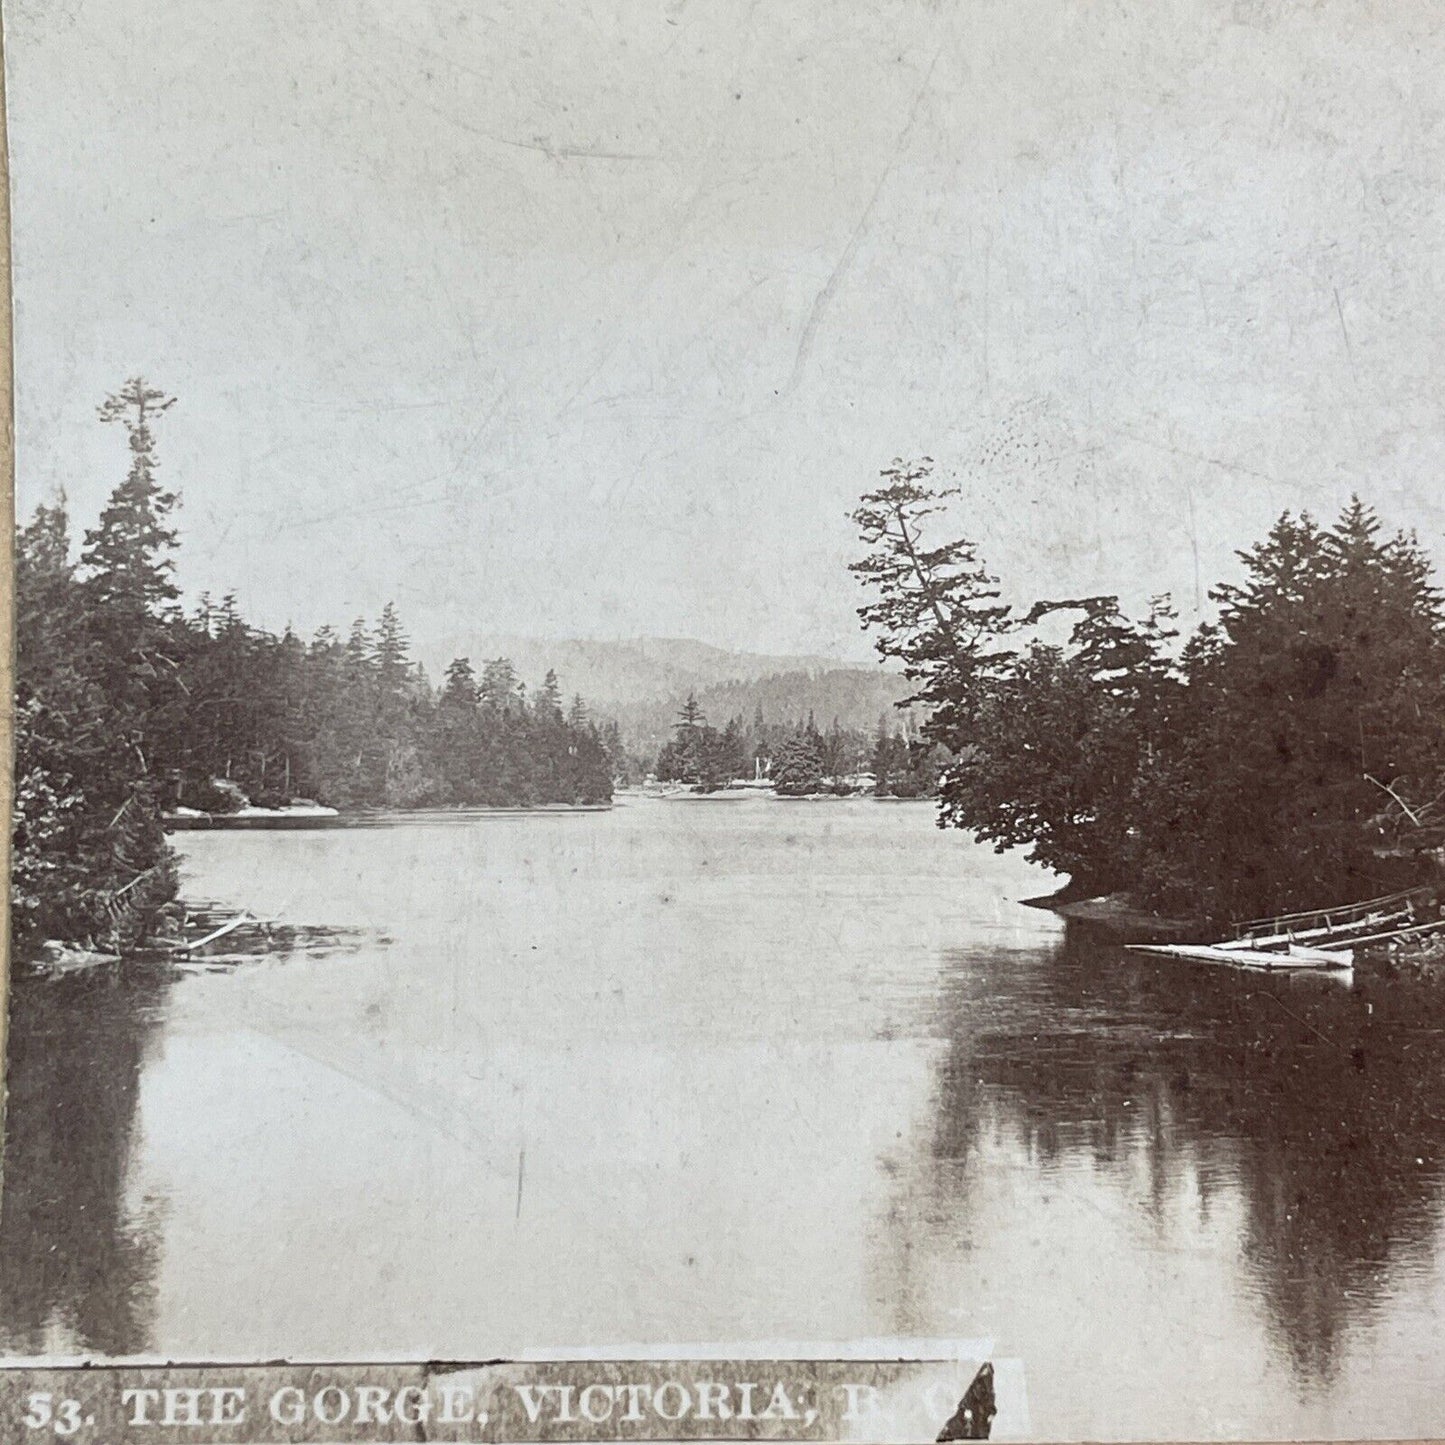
[[12, 380, 618, 949], [0, 968, 170, 1356], [852, 459, 1445, 921]]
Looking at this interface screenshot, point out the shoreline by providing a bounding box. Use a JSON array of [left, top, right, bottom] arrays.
[[1020, 888, 1204, 941], [1024, 887, 1445, 972], [165, 801, 615, 830]]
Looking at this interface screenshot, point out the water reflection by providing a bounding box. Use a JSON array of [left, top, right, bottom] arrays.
[[922, 926, 1445, 1383], [4, 801, 1445, 1437], [0, 968, 170, 1356]]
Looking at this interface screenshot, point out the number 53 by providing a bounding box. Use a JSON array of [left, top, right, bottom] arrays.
[[24, 1394, 87, 1434]]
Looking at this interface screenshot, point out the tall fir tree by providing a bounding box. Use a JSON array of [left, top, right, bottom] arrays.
[[12, 379, 190, 946], [850, 458, 1015, 749]]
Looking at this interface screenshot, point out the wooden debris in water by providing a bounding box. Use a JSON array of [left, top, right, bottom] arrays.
[[150, 901, 359, 970]]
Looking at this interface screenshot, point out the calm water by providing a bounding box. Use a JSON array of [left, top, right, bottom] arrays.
[[3, 796, 1445, 1438]]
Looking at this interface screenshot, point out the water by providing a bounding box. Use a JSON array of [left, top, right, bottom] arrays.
[[3, 795, 1444, 1438]]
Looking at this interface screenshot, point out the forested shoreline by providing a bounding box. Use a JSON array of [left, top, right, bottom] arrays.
[[851, 460, 1445, 923], [12, 380, 616, 950], [651, 694, 945, 797], [16, 379, 1445, 949]]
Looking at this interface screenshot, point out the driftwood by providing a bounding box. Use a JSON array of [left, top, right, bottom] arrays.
[[168, 911, 254, 953], [148, 900, 358, 971], [145, 901, 279, 962], [31, 898, 355, 976], [937, 1361, 996, 1442]]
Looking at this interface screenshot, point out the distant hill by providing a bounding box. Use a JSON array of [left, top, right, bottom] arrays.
[[426, 635, 916, 756], [428, 635, 849, 704]]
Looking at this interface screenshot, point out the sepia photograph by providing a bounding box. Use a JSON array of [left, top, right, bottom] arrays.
[[2, 1, 1445, 1439]]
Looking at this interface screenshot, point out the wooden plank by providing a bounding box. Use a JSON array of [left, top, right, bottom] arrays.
[[1316, 917, 1445, 951], [170, 911, 254, 954], [1220, 907, 1416, 951], [1234, 884, 1434, 934], [1127, 942, 1349, 969]]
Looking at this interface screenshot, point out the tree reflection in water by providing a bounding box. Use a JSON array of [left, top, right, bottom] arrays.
[[0, 967, 171, 1356], [3, 918, 1444, 1387], [926, 925, 1445, 1382]]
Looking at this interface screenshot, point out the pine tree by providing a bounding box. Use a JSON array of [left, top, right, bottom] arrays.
[[850, 458, 1015, 745], [600, 720, 631, 785], [772, 732, 826, 797], [655, 694, 711, 783], [80, 379, 187, 772], [941, 592, 1185, 888], [372, 603, 411, 697], [62, 380, 186, 944], [12, 399, 184, 948], [1131, 502, 1445, 916], [367, 604, 421, 804], [441, 657, 479, 711], [268, 625, 309, 801], [817, 716, 854, 786], [536, 669, 564, 721], [480, 658, 521, 712], [345, 618, 373, 677], [676, 693, 706, 732], [312, 618, 380, 805], [83, 379, 180, 621]]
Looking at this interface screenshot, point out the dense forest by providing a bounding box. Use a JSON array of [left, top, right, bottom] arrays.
[[852, 459, 1445, 922], [653, 694, 946, 797], [12, 380, 617, 950]]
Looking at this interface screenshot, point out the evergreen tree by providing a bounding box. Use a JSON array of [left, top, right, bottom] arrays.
[[715, 717, 749, 784], [854, 472, 1445, 917], [80, 379, 187, 777], [772, 732, 826, 796], [601, 720, 633, 785], [657, 694, 711, 783], [345, 617, 373, 677], [372, 603, 411, 697], [850, 458, 1015, 747], [870, 720, 910, 796], [676, 693, 706, 735], [536, 669, 564, 721], [11, 384, 188, 947], [12, 384, 632, 946], [817, 717, 857, 785], [1133, 502, 1445, 916], [83, 379, 180, 621], [266, 625, 309, 801], [937, 593, 1182, 891], [480, 657, 522, 713], [440, 657, 480, 710]]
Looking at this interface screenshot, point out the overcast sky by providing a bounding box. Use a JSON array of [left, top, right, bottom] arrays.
[[8, 0, 1445, 661]]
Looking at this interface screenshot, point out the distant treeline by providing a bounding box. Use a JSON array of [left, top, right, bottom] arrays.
[[654, 695, 946, 797], [614, 666, 915, 759], [13, 379, 616, 949], [853, 460, 1445, 921]]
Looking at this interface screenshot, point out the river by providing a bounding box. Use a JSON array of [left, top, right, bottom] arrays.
[[2, 795, 1444, 1438]]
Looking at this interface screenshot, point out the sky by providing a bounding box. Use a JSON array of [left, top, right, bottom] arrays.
[[7, 0, 1445, 661]]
